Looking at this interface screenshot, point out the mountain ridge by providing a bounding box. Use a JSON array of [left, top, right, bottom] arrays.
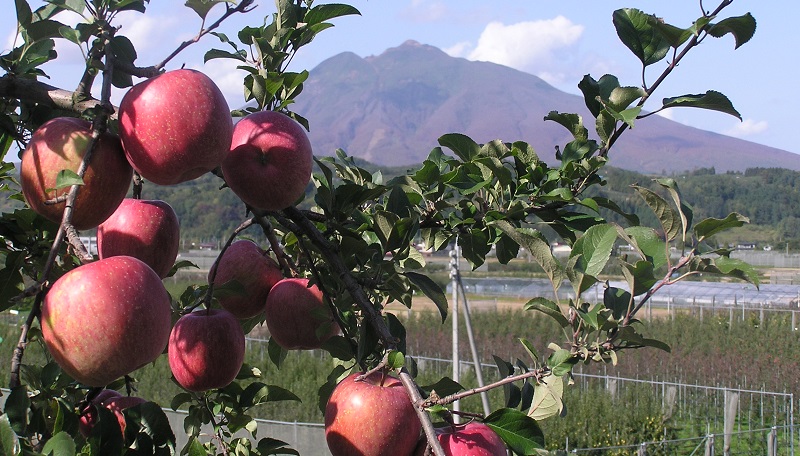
[[291, 40, 800, 175]]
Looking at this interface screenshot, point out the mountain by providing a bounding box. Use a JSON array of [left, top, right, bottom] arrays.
[[291, 40, 800, 174]]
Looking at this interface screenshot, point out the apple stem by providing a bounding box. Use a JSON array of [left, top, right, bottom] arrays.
[[132, 172, 143, 199], [193, 217, 256, 314], [254, 215, 297, 277]]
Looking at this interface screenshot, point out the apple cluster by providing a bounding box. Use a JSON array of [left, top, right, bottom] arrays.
[[19, 67, 500, 455], [20, 69, 325, 398], [324, 372, 508, 455]]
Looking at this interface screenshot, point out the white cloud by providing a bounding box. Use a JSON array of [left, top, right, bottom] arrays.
[[194, 58, 248, 110], [726, 118, 769, 137], [115, 12, 180, 55], [443, 41, 472, 58], [656, 109, 675, 120], [467, 17, 584, 75]]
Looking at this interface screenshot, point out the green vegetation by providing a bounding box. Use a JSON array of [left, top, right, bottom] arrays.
[[4, 165, 800, 250], [2, 308, 794, 453]]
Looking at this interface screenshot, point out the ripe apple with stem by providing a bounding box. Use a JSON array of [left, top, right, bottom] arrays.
[[417, 422, 508, 456], [168, 308, 245, 392], [325, 371, 421, 456], [118, 69, 233, 185], [209, 239, 283, 319], [20, 116, 133, 230], [264, 277, 339, 350], [41, 256, 172, 387], [97, 198, 180, 278], [221, 110, 313, 211]]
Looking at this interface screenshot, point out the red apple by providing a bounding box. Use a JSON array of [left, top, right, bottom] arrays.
[[20, 117, 133, 230], [221, 110, 312, 211], [118, 69, 233, 185], [41, 256, 172, 387], [264, 278, 339, 350], [101, 396, 148, 435], [168, 308, 245, 392], [209, 239, 283, 319], [79, 391, 146, 437], [97, 198, 181, 278], [325, 372, 421, 456], [434, 422, 507, 456], [79, 389, 122, 437]]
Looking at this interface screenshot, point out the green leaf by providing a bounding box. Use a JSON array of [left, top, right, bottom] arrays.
[[544, 111, 588, 142], [608, 86, 646, 111], [304, 4, 360, 25], [570, 223, 617, 278], [623, 226, 668, 269], [386, 350, 405, 370], [123, 402, 175, 453], [578, 75, 602, 118], [708, 13, 757, 49], [633, 185, 681, 242], [54, 169, 83, 190], [458, 229, 491, 269], [0, 251, 25, 312], [518, 338, 539, 363], [484, 408, 545, 454], [529, 374, 564, 420], [404, 271, 447, 322], [109, 35, 137, 88], [439, 133, 480, 162], [608, 106, 642, 128], [184, 0, 231, 19], [604, 286, 632, 320], [655, 177, 693, 242], [690, 256, 760, 287], [15, 0, 32, 27], [612, 8, 670, 66], [524, 297, 569, 328], [5, 387, 29, 435], [694, 212, 749, 240], [25, 19, 67, 42], [547, 349, 577, 377], [661, 91, 742, 120], [651, 20, 694, 48], [204, 48, 246, 63], [620, 260, 658, 297], [241, 383, 300, 408], [420, 377, 464, 397], [492, 221, 564, 289], [0, 414, 19, 456], [268, 337, 287, 368]]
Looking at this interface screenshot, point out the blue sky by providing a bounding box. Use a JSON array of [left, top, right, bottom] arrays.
[[2, 1, 795, 155]]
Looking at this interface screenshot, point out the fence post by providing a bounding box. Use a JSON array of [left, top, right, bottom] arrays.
[[767, 426, 777, 456], [705, 434, 714, 456], [638, 442, 647, 456]]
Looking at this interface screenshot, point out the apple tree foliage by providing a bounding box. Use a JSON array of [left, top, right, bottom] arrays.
[[0, 0, 759, 455]]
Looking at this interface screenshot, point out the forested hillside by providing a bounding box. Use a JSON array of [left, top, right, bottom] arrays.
[[4, 164, 800, 248]]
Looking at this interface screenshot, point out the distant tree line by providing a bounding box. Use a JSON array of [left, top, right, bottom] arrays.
[[4, 163, 800, 249]]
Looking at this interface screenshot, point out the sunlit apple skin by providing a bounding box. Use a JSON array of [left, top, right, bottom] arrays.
[[118, 69, 233, 185], [20, 117, 133, 230], [264, 278, 339, 350], [97, 198, 180, 278], [41, 256, 172, 387], [168, 308, 245, 392], [221, 110, 312, 211], [209, 239, 283, 319], [435, 422, 507, 456], [325, 372, 421, 456]]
